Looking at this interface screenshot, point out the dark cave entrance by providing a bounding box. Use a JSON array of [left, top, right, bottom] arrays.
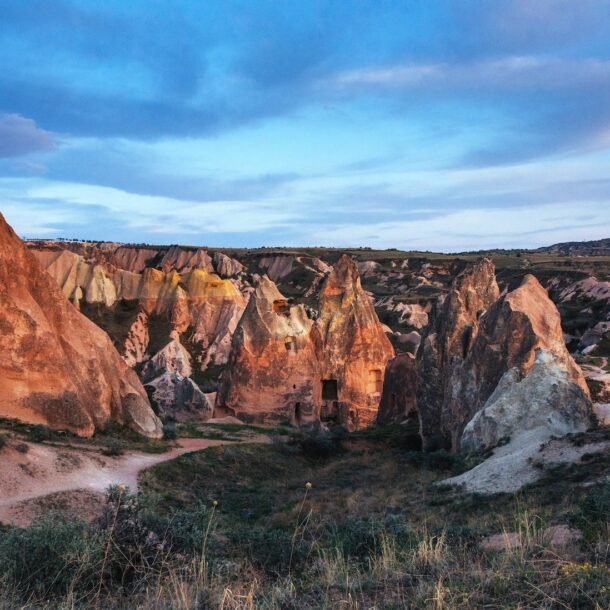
[[322, 379, 338, 401], [294, 402, 302, 425]]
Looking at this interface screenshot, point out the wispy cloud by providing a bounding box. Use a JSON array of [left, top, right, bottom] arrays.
[[0, 114, 58, 158]]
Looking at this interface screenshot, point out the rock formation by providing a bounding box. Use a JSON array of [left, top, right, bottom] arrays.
[[315, 255, 395, 428], [449, 274, 590, 447], [417, 258, 499, 449], [216, 277, 321, 426], [382, 258, 594, 452], [376, 353, 418, 431], [0, 213, 162, 438], [461, 349, 593, 453]]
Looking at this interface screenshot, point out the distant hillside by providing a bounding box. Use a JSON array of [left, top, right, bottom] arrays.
[[536, 238, 610, 256]]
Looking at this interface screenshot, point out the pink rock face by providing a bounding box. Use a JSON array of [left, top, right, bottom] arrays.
[[216, 277, 321, 426], [217, 256, 394, 429], [316, 255, 395, 428], [0, 213, 162, 438], [450, 274, 590, 447]]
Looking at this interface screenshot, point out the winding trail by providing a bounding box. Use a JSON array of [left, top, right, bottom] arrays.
[[0, 436, 267, 526]]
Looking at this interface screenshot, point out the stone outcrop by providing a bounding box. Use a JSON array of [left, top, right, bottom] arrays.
[[216, 256, 394, 429], [461, 349, 593, 453], [213, 251, 244, 277], [145, 372, 213, 421], [0, 213, 162, 438], [376, 353, 418, 427], [316, 255, 395, 428], [417, 258, 500, 449], [382, 258, 594, 452], [216, 277, 321, 426], [449, 274, 589, 447]]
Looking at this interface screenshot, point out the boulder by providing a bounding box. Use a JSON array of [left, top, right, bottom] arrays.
[[461, 349, 593, 453], [145, 372, 213, 420]]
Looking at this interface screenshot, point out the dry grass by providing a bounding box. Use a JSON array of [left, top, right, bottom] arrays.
[[0, 430, 609, 609]]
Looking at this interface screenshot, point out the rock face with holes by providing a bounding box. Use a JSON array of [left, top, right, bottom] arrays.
[[216, 256, 394, 429], [215, 277, 322, 426], [315, 255, 395, 428], [416, 258, 500, 449], [0, 213, 163, 438]]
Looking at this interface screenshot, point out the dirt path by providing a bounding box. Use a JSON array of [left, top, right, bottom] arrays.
[[0, 436, 267, 526]]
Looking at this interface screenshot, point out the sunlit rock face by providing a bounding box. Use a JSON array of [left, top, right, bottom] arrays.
[[0, 213, 162, 438], [448, 274, 590, 448], [315, 255, 395, 428], [216, 277, 321, 426], [31, 246, 248, 380], [416, 258, 500, 449]]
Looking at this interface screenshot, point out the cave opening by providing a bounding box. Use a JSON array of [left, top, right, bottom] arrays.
[[368, 368, 383, 394], [322, 379, 338, 400]]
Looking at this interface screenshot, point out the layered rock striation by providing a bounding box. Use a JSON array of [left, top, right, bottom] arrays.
[[0, 213, 162, 438], [216, 277, 321, 426], [217, 255, 395, 428]]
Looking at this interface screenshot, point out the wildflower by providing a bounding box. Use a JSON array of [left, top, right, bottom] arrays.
[[305, 482, 312, 490]]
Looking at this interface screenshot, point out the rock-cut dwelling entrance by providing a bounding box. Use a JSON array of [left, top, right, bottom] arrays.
[[322, 379, 338, 401]]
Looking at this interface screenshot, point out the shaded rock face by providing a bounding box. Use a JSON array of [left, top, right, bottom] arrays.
[[0, 213, 162, 438], [376, 353, 418, 431], [145, 372, 213, 421], [216, 277, 321, 426], [316, 255, 395, 428], [461, 349, 593, 453], [417, 258, 500, 449], [383, 258, 593, 452], [450, 274, 590, 448]]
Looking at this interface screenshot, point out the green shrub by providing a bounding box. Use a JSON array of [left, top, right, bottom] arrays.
[[163, 421, 178, 440], [0, 514, 102, 601], [102, 438, 126, 456], [27, 424, 54, 443]]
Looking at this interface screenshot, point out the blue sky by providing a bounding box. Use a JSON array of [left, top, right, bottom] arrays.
[[1, 0, 610, 251]]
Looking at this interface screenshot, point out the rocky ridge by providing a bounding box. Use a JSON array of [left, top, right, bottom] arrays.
[[0, 214, 162, 438]]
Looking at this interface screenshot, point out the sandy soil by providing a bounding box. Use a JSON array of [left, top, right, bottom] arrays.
[[0, 436, 267, 526]]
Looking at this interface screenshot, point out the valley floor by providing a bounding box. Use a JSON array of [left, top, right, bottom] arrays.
[[0, 424, 608, 609]]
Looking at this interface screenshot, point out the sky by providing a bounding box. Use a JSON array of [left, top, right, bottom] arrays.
[[1, 0, 610, 252]]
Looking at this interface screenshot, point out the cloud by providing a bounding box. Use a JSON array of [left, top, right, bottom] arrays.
[[0, 114, 58, 158]]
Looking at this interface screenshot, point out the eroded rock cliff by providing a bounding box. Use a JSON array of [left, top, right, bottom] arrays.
[[0, 214, 162, 438]]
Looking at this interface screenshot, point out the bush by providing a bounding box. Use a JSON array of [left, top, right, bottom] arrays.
[[297, 431, 345, 459], [163, 421, 178, 440], [102, 438, 126, 456], [0, 434, 6, 450], [0, 514, 102, 601], [27, 424, 54, 443], [14, 442, 29, 454]]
